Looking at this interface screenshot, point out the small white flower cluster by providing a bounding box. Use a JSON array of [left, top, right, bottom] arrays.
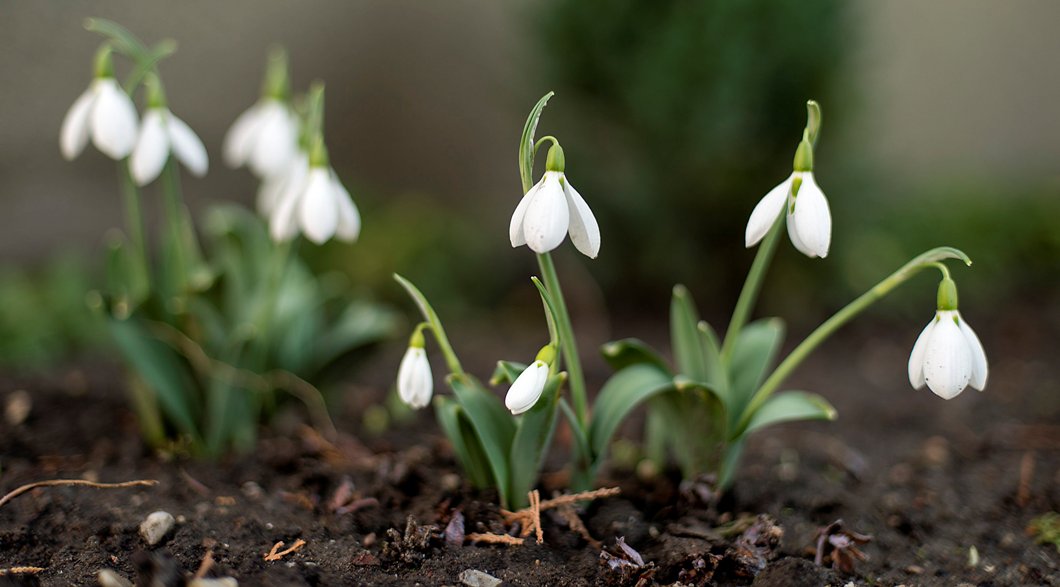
[[61, 73, 208, 186], [223, 95, 360, 246]]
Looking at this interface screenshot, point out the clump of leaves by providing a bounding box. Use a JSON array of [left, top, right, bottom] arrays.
[[1029, 512, 1060, 553]]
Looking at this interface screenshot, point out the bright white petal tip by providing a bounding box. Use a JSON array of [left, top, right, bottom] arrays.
[[505, 360, 549, 415], [60, 87, 95, 160], [90, 78, 139, 159], [510, 171, 600, 258], [397, 347, 433, 409], [130, 109, 170, 185], [787, 173, 831, 258], [745, 175, 791, 248], [563, 178, 600, 258], [167, 113, 209, 177], [299, 168, 339, 244]]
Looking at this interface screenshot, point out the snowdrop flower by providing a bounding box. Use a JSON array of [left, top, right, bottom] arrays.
[[223, 98, 298, 178], [505, 361, 550, 415], [60, 46, 138, 161], [129, 76, 208, 185], [269, 142, 360, 244], [223, 49, 298, 179], [510, 143, 600, 258], [397, 332, 433, 409], [744, 171, 831, 258], [907, 279, 987, 399], [504, 345, 556, 415]]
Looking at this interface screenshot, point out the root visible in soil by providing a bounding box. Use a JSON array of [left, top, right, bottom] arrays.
[[0, 478, 157, 509]]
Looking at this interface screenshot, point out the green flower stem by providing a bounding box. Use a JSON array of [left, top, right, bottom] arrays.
[[160, 160, 188, 293], [536, 252, 588, 428], [118, 163, 150, 293], [736, 246, 971, 432], [393, 275, 465, 377], [721, 211, 784, 362]]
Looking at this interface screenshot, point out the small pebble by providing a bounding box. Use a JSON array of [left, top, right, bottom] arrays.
[[242, 481, 265, 500], [440, 473, 461, 492], [97, 569, 133, 587], [4, 390, 31, 426], [188, 579, 238, 587], [459, 569, 502, 587], [140, 511, 176, 546]]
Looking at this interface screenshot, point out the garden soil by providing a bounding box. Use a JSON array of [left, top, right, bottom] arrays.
[[0, 318, 1057, 586]]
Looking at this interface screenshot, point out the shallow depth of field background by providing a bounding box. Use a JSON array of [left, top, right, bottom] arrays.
[[1, 0, 1058, 379]]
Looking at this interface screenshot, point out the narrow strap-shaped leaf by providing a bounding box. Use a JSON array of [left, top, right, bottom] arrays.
[[434, 396, 492, 488], [717, 438, 747, 490], [728, 318, 785, 427], [447, 374, 516, 506], [589, 364, 674, 461], [742, 390, 837, 436], [697, 320, 730, 402], [490, 360, 529, 387], [530, 276, 560, 346], [600, 338, 671, 373], [109, 319, 200, 443], [508, 373, 565, 509], [519, 92, 555, 193], [670, 285, 709, 381]]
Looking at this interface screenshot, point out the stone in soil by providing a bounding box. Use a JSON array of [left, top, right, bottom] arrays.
[[139, 511, 176, 546]]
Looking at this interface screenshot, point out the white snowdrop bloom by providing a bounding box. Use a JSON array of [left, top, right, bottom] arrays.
[[129, 107, 208, 185], [60, 77, 139, 161], [908, 310, 988, 399], [397, 346, 433, 409], [223, 99, 299, 179], [510, 171, 600, 258], [505, 360, 550, 415], [744, 171, 832, 258], [269, 163, 361, 245], [257, 152, 307, 217]]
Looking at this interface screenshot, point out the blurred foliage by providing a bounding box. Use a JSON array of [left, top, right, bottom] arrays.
[[0, 255, 106, 370], [536, 0, 848, 306]]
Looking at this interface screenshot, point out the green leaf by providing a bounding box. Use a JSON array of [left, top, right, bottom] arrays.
[[109, 319, 201, 443], [508, 373, 564, 509], [311, 301, 399, 372], [717, 438, 747, 490], [696, 320, 730, 400], [670, 285, 708, 381], [589, 364, 674, 461], [447, 374, 516, 507], [743, 391, 837, 436], [490, 360, 529, 386], [519, 91, 555, 192], [435, 396, 492, 488], [599, 338, 670, 373], [729, 318, 785, 417], [530, 276, 560, 345]]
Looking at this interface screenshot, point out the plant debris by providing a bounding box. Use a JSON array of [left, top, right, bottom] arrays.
[[263, 539, 306, 562], [814, 519, 872, 574], [381, 516, 438, 565], [726, 515, 784, 578], [445, 510, 466, 547], [600, 535, 657, 586]]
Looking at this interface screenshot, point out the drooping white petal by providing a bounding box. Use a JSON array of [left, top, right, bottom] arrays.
[[509, 184, 538, 248], [397, 347, 433, 409], [521, 171, 569, 254], [505, 360, 549, 415], [269, 170, 307, 242], [257, 174, 286, 217], [922, 311, 973, 399], [166, 112, 208, 177], [249, 101, 297, 178], [89, 78, 139, 159], [60, 86, 96, 160], [129, 109, 170, 185], [332, 173, 361, 243], [299, 167, 339, 244], [907, 316, 936, 389], [745, 175, 791, 248], [223, 102, 263, 168], [956, 312, 988, 391], [562, 177, 600, 258], [787, 173, 831, 258]]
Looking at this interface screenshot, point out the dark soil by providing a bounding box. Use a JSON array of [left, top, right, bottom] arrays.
[[0, 320, 1058, 586]]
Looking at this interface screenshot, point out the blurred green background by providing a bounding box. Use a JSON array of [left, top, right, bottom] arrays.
[[1, 0, 1058, 370]]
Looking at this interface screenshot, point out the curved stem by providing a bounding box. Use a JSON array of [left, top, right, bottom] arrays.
[[160, 160, 188, 295], [536, 252, 588, 427], [736, 246, 971, 432], [393, 274, 465, 376], [721, 211, 784, 362]]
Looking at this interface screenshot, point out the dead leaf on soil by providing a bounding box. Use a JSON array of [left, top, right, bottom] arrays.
[[814, 519, 872, 574]]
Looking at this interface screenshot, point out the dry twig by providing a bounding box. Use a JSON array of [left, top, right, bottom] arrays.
[[264, 539, 306, 562], [0, 479, 157, 509], [0, 567, 45, 576], [193, 550, 215, 580], [556, 505, 601, 549], [467, 532, 524, 546]]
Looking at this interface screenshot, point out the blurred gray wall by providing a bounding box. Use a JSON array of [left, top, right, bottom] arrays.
[[3, 1, 1060, 263], [0, 1, 530, 262]]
